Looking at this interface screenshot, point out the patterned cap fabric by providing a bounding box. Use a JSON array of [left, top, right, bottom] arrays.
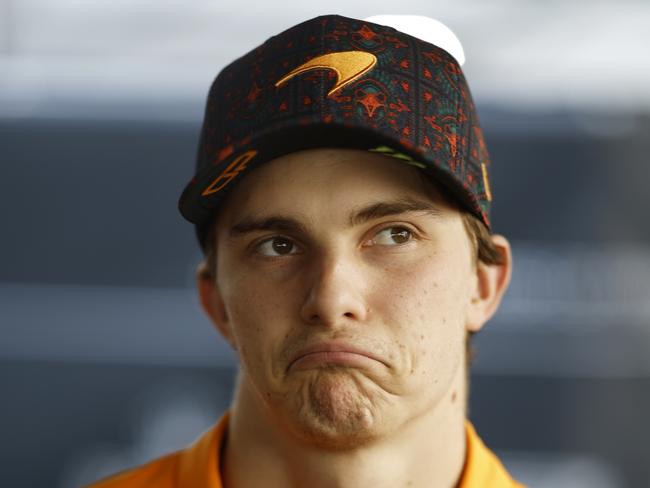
[[179, 14, 493, 248]]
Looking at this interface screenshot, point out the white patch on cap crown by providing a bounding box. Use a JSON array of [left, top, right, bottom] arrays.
[[363, 15, 465, 66]]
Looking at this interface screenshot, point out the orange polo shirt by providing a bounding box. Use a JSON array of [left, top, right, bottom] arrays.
[[87, 414, 524, 487]]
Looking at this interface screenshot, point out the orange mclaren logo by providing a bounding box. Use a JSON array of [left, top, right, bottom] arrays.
[[201, 149, 258, 197], [275, 51, 377, 97]]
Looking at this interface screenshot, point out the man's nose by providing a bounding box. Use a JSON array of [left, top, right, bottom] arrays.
[[299, 252, 369, 327]]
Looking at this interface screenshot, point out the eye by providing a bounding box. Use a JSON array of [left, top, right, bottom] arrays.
[[255, 236, 299, 256], [372, 226, 413, 246]]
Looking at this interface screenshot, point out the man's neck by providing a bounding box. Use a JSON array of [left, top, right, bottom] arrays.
[[222, 370, 467, 488]]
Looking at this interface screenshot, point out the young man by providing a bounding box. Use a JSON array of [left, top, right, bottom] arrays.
[[89, 14, 522, 488]]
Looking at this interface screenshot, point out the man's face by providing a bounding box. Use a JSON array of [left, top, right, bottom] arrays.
[[204, 148, 485, 447]]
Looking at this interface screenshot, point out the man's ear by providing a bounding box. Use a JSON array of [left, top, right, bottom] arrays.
[[466, 234, 512, 333], [196, 261, 236, 349]]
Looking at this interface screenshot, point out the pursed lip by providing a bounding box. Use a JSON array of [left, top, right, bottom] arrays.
[[288, 341, 387, 371]]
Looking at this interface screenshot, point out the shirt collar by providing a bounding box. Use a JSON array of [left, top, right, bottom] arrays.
[[176, 413, 521, 488], [457, 420, 523, 487], [177, 411, 229, 487]]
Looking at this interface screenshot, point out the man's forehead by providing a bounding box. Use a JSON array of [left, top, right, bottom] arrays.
[[215, 148, 448, 225], [208, 149, 460, 244], [233, 147, 436, 190]]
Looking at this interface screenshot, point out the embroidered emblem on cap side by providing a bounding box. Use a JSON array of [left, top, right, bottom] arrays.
[[481, 163, 492, 202], [201, 150, 258, 197], [275, 51, 377, 97]]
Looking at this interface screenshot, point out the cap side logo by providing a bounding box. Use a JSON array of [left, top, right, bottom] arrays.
[[275, 51, 377, 97], [481, 163, 492, 202], [202, 150, 258, 197]]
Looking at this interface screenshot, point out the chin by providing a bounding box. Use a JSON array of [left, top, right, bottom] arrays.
[[286, 369, 393, 449]]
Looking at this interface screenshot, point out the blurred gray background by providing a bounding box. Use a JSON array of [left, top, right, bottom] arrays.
[[1, 1, 649, 487]]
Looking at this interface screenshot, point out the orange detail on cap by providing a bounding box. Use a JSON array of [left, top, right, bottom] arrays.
[[447, 132, 458, 157], [245, 83, 263, 103], [481, 163, 492, 202], [217, 145, 234, 164], [356, 24, 379, 42], [275, 51, 377, 98], [202, 150, 258, 197]]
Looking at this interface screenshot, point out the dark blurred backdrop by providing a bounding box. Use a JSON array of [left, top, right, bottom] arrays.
[[1, 2, 649, 487]]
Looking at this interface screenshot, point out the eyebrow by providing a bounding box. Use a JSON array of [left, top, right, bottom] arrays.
[[348, 197, 442, 227], [230, 217, 309, 237], [229, 197, 442, 237]]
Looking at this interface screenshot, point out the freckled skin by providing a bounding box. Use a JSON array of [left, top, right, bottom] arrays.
[[210, 148, 476, 449]]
